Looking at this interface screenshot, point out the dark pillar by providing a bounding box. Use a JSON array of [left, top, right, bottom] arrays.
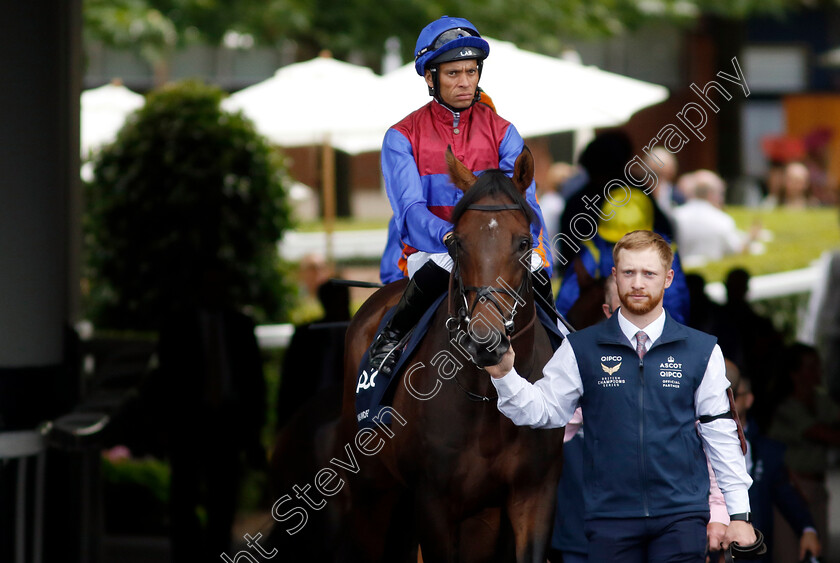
[[709, 16, 746, 180], [0, 1, 83, 561], [0, 0, 81, 415]]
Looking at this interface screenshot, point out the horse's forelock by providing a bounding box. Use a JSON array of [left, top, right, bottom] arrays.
[[450, 170, 537, 228]]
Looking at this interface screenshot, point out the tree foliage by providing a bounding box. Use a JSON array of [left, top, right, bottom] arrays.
[[84, 0, 813, 68], [84, 80, 294, 330]]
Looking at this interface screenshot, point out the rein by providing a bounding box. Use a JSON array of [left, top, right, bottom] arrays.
[[445, 201, 538, 401]]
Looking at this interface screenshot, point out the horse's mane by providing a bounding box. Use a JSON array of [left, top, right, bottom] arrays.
[[450, 169, 538, 228]]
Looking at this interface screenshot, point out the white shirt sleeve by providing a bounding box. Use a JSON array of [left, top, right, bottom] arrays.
[[491, 337, 582, 428], [695, 345, 753, 515]]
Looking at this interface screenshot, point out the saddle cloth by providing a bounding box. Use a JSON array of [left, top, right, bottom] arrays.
[[354, 294, 566, 430]]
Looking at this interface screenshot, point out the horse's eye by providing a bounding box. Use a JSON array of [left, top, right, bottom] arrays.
[[518, 238, 530, 252]]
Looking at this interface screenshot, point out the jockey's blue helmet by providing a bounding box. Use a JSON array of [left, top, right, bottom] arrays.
[[414, 16, 490, 76]]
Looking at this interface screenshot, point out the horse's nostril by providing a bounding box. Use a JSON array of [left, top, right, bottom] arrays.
[[464, 330, 509, 368]]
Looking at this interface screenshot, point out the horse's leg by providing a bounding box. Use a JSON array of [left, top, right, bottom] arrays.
[[504, 483, 559, 563], [342, 484, 417, 562], [459, 509, 515, 563], [414, 493, 463, 563], [416, 505, 517, 563]]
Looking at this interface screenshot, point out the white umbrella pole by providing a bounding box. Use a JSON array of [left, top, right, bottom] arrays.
[[321, 135, 336, 265]]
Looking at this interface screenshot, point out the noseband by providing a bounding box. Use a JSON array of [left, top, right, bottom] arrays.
[[446, 202, 535, 341]]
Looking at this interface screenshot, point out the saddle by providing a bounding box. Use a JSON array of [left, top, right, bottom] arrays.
[[724, 528, 767, 562], [354, 296, 566, 430]]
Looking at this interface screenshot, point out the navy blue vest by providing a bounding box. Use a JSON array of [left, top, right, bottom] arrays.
[[566, 311, 717, 519]]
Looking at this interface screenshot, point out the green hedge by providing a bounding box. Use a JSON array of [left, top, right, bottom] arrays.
[[84, 79, 295, 330]]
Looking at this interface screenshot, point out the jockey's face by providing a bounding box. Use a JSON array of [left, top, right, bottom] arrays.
[[612, 247, 674, 318], [426, 59, 479, 109]]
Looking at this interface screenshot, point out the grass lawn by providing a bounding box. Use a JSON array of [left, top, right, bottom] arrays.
[[682, 206, 840, 283]]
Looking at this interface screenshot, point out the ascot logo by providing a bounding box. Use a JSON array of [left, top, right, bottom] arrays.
[[660, 354, 684, 387], [660, 356, 683, 370]]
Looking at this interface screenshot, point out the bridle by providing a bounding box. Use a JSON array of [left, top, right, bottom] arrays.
[[443, 201, 539, 403], [446, 202, 536, 341]]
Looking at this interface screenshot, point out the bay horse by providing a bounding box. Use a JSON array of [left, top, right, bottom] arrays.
[[338, 146, 565, 562]]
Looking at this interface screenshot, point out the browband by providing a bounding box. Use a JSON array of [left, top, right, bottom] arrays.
[[466, 204, 523, 211]]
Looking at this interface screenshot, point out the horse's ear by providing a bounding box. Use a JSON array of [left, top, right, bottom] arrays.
[[512, 146, 535, 195], [446, 145, 477, 192]]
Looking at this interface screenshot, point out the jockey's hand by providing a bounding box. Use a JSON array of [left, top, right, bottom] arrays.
[[486, 344, 515, 379], [444, 231, 457, 257], [721, 521, 756, 551]]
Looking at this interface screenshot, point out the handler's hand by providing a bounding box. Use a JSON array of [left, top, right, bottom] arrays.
[[799, 530, 821, 560], [721, 521, 756, 551], [706, 522, 727, 562], [485, 344, 515, 379]]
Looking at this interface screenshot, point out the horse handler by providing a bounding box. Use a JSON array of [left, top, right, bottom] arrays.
[[486, 230, 758, 562]]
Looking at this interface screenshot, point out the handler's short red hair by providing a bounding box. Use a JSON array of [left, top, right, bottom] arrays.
[[612, 230, 673, 271]]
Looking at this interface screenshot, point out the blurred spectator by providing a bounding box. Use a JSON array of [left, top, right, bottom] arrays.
[[781, 162, 814, 209], [760, 135, 805, 208], [643, 146, 685, 218], [803, 128, 836, 206], [276, 280, 351, 428], [299, 253, 332, 298], [729, 367, 821, 562], [158, 263, 267, 562], [718, 268, 784, 430], [540, 162, 573, 241], [684, 273, 725, 336], [556, 130, 639, 271], [800, 244, 840, 402], [676, 170, 698, 202], [672, 170, 753, 266], [601, 272, 618, 319], [768, 343, 840, 561]]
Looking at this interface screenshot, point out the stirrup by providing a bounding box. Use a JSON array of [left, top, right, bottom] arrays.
[[369, 329, 404, 376]]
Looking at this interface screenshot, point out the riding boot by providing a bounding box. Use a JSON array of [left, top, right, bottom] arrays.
[[369, 261, 450, 376]]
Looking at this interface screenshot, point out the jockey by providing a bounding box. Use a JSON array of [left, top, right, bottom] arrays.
[[371, 15, 554, 376], [555, 187, 691, 324]]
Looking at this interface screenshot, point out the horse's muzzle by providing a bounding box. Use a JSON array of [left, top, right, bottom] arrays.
[[463, 330, 510, 368]]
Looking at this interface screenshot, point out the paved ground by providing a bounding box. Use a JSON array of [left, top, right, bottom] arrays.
[[103, 465, 840, 561]]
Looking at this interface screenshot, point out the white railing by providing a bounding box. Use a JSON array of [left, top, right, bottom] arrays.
[[704, 263, 821, 304], [255, 260, 826, 350], [278, 229, 387, 261]]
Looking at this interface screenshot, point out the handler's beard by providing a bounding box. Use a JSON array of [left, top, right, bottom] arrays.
[[618, 286, 664, 316]]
